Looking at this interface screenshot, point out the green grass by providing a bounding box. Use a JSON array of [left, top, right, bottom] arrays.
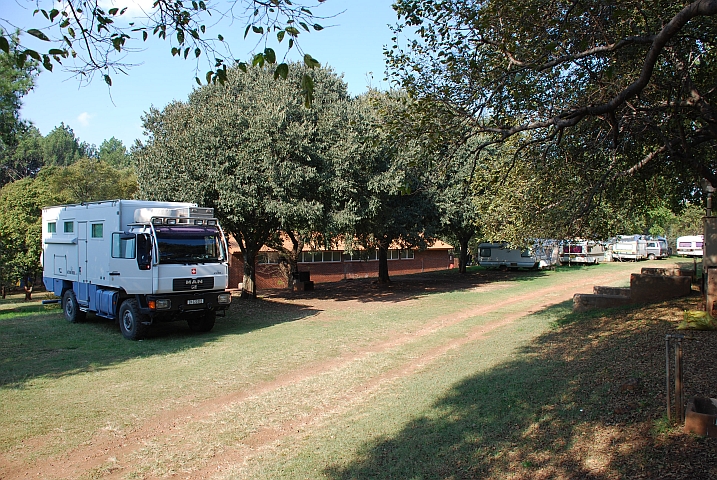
[[0, 260, 689, 478]]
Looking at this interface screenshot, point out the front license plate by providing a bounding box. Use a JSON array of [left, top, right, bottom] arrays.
[[187, 299, 204, 305]]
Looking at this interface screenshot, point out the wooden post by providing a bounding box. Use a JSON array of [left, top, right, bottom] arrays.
[[676, 337, 684, 424]]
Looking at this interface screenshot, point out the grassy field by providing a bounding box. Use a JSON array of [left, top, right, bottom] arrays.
[[1, 260, 715, 479]]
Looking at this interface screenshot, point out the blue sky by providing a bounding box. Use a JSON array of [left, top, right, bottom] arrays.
[[7, 0, 401, 149]]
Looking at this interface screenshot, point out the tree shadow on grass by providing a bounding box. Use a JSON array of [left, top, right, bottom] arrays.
[[0, 297, 319, 388], [324, 296, 717, 480], [264, 266, 552, 305]]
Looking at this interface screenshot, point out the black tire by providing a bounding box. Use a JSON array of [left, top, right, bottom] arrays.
[[648, 254, 656, 261], [187, 310, 216, 333], [119, 299, 149, 340], [62, 289, 86, 323]]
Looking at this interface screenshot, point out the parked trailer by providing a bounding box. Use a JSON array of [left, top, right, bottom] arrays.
[[478, 242, 557, 270], [676, 235, 704, 257], [42, 200, 232, 340], [559, 240, 606, 265], [612, 235, 648, 261]]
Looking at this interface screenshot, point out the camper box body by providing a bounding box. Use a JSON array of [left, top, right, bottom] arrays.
[[477, 242, 556, 270], [612, 235, 648, 261], [559, 240, 606, 264], [42, 200, 231, 339], [676, 235, 704, 257]]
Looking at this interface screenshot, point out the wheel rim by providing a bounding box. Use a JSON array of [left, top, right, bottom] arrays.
[[122, 311, 134, 332], [65, 298, 74, 318]]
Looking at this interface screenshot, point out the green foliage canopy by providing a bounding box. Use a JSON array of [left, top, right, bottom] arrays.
[[135, 63, 350, 296], [387, 0, 717, 238], [0, 0, 327, 97]]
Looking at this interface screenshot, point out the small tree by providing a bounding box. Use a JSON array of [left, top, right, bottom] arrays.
[[136, 63, 351, 297]]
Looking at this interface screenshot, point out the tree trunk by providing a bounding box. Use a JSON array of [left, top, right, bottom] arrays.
[[285, 232, 304, 291], [377, 243, 390, 283], [459, 236, 470, 274], [242, 249, 257, 299]]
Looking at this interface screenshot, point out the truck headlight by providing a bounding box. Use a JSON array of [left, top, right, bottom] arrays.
[[217, 293, 231, 304], [155, 299, 171, 310]]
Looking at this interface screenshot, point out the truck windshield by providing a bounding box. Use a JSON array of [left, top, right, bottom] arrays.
[[155, 226, 224, 264]]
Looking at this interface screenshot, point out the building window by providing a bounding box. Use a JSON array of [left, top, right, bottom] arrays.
[[346, 250, 378, 262], [257, 252, 280, 264], [64, 221, 74, 233], [388, 249, 415, 260], [47, 222, 57, 233], [300, 251, 342, 263], [91, 223, 103, 238]]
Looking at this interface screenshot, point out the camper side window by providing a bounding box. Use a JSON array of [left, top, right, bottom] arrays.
[[47, 222, 56, 233], [91, 223, 103, 238], [479, 248, 491, 257], [112, 233, 136, 259]]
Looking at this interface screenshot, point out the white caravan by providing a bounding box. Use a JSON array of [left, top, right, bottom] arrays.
[[676, 235, 704, 257], [42, 200, 232, 340], [612, 235, 648, 261], [477, 242, 557, 270], [559, 240, 606, 265]]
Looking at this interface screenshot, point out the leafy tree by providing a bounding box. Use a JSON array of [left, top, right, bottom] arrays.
[[0, 29, 38, 186], [387, 0, 717, 238], [98, 137, 132, 169], [347, 92, 440, 284], [435, 152, 482, 274], [1, 125, 43, 186], [46, 158, 137, 203], [0, 174, 57, 291], [135, 63, 350, 297], [0, 30, 36, 147], [42, 123, 82, 166], [0, 0, 326, 99]]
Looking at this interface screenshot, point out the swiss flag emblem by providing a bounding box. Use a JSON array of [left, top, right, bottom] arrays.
[[191, 268, 197, 275]]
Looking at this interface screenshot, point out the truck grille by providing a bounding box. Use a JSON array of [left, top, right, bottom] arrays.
[[173, 277, 214, 291]]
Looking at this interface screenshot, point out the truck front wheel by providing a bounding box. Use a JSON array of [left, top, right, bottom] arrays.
[[119, 299, 149, 340], [62, 290, 86, 323], [187, 310, 216, 333]]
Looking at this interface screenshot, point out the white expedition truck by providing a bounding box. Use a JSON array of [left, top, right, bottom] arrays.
[[42, 200, 232, 340]]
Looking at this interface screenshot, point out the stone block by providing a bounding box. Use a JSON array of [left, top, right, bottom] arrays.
[[573, 293, 633, 312], [630, 274, 692, 303], [641, 267, 694, 277], [684, 397, 717, 437], [593, 286, 631, 297]]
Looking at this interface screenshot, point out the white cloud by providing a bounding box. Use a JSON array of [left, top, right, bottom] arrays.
[[77, 112, 94, 127]]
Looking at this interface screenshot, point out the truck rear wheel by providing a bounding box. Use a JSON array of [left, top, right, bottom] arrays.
[[187, 310, 216, 333], [119, 299, 149, 340], [62, 290, 86, 323]]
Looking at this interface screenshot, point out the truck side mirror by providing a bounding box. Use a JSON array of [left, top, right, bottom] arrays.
[[137, 234, 152, 270]]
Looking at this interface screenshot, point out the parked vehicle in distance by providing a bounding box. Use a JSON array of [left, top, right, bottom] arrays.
[[612, 235, 648, 261], [645, 237, 669, 260], [478, 242, 558, 270], [676, 235, 704, 257], [559, 240, 606, 264]]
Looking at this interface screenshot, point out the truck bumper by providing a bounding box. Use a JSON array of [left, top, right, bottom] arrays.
[[139, 291, 231, 316]]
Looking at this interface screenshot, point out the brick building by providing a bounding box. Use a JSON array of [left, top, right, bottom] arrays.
[[228, 237, 455, 290]]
